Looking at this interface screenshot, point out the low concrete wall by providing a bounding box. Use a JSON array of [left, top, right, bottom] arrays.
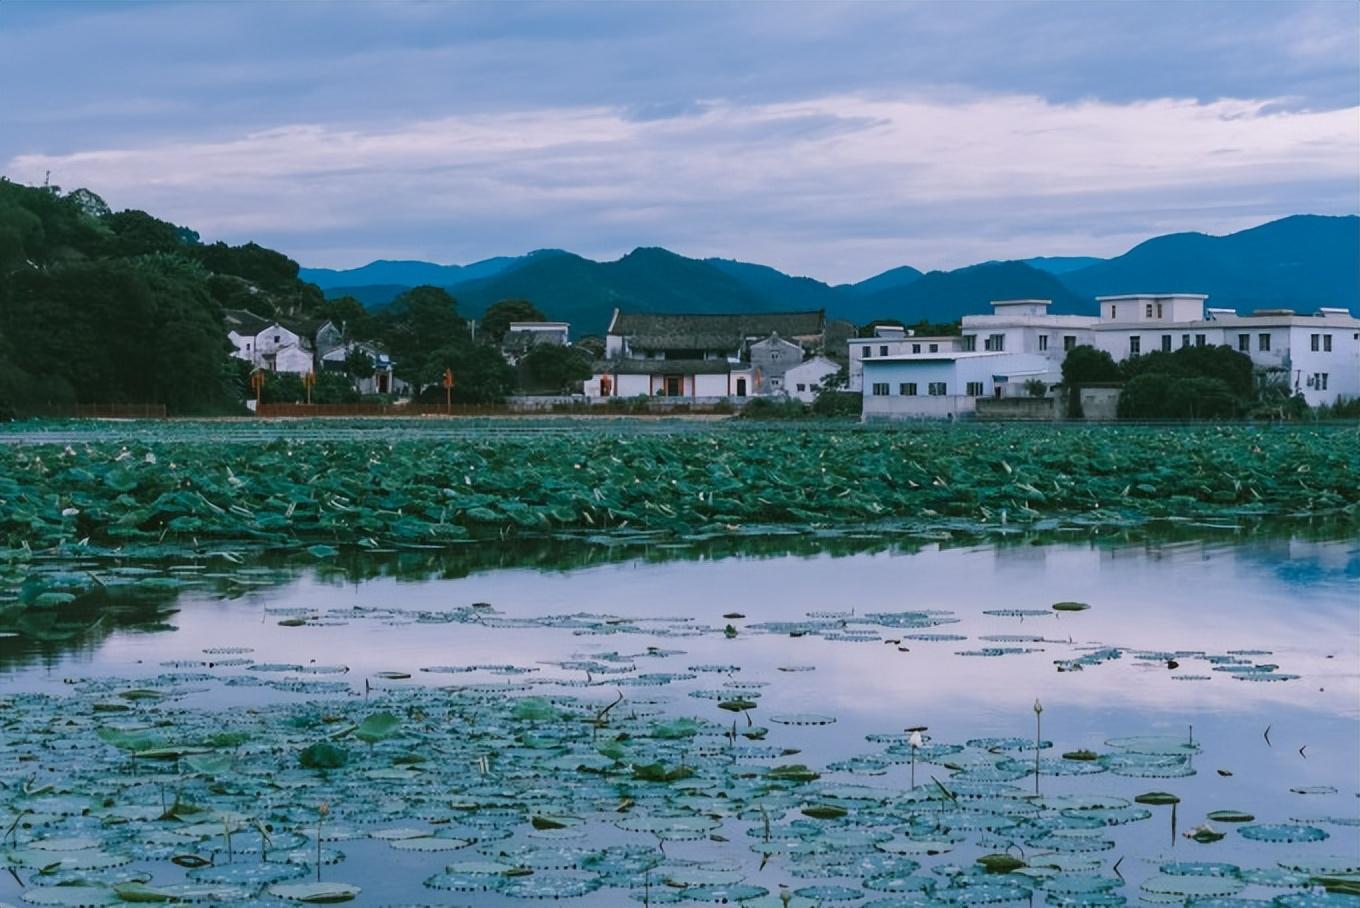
[[862, 394, 977, 421], [975, 397, 1058, 421], [1079, 387, 1122, 420]]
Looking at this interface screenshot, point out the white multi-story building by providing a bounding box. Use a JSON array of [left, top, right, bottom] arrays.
[[863, 294, 1360, 418], [847, 325, 961, 391]]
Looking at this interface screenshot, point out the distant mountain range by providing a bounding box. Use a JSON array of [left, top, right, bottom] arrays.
[[299, 215, 1359, 334]]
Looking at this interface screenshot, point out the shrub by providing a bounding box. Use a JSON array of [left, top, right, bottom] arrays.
[[739, 397, 809, 419], [811, 390, 862, 418], [1118, 374, 1239, 419]]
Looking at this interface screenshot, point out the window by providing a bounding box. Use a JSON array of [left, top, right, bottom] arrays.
[[1063, 336, 1076, 351], [1181, 334, 1190, 349], [871, 382, 889, 396], [879, 345, 889, 356], [862, 347, 871, 358], [1311, 333, 1320, 351], [985, 334, 1005, 351], [1237, 333, 1249, 352], [1324, 335, 1332, 352], [899, 382, 917, 396], [1038, 335, 1048, 352], [912, 343, 921, 353], [1258, 333, 1270, 352], [1129, 336, 1141, 355], [1145, 303, 1153, 318], [1111, 305, 1117, 319], [273, 334, 281, 343], [796, 383, 806, 392], [1161, 335, 1172, 352], [928, 382, 947, 396], [966, 381, 984, 397], [929, 343, 939, 353], [1156, 303, 1164, 318], [961, 335, 977, 352], [1195, 334, 1206, 347], [1318, 373, 1329, 391]]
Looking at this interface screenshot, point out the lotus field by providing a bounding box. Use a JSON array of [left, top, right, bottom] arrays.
[[2, 423, 1356, 555]]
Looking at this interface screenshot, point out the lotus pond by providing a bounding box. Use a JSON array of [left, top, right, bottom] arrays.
[[0, 422, 1357, 906], [1, 521, 1357, 907]]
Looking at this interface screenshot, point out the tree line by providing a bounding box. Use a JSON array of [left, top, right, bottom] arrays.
[[0, 179, 595, 416]]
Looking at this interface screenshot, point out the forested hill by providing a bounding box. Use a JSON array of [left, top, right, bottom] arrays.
[[0, 178, 350, 414]]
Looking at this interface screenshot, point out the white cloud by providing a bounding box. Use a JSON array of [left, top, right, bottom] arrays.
[[9, 93, 1356, 281]]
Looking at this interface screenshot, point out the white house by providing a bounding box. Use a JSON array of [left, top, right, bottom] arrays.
[[502, 321, 571, 364], [224, 308, 316, 376], [587, 309, 829, 402], [584, 359, 758, 400], [319, 340, 407, 396], [1083, 298, 1358, 407], [225, 309, 272, 363], [867, 295, 1359, 418], [848, 326, 961, 391], [783, 356, 842, 403], [862, 352, 1057, 420]]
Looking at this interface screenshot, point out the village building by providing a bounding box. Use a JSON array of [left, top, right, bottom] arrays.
[[318, 340, 405, 395], [587, 309, 835, 401], [783, 355, 843, 403], [225, 308, 406, 395], [501, 321, 571, 364], [862, 294, 1360, 420], [847, 324, 963, 391], [225, 309, 316, 375], [748, 334, 805, 393]]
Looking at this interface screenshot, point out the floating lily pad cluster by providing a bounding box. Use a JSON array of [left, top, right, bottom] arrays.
[[1, 638, 1352, 907]]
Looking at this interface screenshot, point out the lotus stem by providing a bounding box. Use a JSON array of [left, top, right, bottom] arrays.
[[1033, 699, 1043, 795], [316, 801, 328, 882]]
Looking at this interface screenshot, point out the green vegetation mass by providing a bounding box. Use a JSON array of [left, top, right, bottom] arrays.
[[3, 424, 1353, 560]]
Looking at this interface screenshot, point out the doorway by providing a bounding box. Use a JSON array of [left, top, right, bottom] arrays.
[[735, 378, 747, 397], [664, 375, 683, 397]]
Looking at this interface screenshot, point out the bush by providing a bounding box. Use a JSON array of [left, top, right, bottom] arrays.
[[811, 390, 862, 418], [739, 397, 809, 419], [1121, 345, 1253, 398], [1117, 373, 1239, 419]]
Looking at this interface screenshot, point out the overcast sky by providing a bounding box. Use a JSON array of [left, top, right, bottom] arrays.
[[3, 1, 1357, 282]]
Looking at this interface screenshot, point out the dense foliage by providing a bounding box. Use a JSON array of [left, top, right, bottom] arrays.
[[520, 343, 593, 392], [1060, 346, 1122, 385], [1117, 346, 1262, 419], [2, 424, 1353, 560], [0, 179, 534, 414], [0, 179, 328, 415], [479, 298, 545, 343]]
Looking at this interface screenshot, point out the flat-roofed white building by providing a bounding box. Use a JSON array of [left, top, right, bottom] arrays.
[[864, 294, 1359, 418], [862, 352, 1057, 420], [848, 326, 961, 391], [957, 299, 1099, 366]]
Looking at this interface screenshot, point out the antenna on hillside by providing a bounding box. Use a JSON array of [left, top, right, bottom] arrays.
[[43, 170, 51, 189]]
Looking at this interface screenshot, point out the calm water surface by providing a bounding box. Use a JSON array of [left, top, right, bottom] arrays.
[[2, 534, 1357, 905]]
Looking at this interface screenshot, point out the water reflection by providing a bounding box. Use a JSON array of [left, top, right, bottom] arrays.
[[2, 519, 1355, 672]]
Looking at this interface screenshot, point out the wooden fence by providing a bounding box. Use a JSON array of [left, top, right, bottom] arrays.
[[256, 402, 510, 418]]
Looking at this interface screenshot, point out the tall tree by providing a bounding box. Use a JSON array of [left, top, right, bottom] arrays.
[[381, 286, 468, 385], [480, 298, 545, 344]]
